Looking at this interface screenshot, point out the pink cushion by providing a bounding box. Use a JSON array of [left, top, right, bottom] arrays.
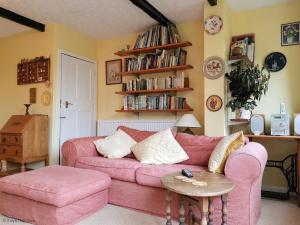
[[175, 133, 222, 166], [136, 164, 206, 188], [0, 165, 110, 207], [76, 157, 142, 183]]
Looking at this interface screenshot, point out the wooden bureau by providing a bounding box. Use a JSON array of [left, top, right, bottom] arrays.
[[0, 115, 48, 172]]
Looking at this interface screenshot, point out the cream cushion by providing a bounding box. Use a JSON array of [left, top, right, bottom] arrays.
[[208, 131, 244, 174], [94, 129, 137, 158], [131, 128, 189, 164]]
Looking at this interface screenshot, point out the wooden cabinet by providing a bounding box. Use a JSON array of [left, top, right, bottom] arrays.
[[0, 115, 48, 172]]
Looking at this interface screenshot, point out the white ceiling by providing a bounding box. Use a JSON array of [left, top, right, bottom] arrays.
[[0, 0, 293, 39]]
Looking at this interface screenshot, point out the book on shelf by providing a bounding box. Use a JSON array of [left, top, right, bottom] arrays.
[[123, 94, 187, 111], [125, 48, 187, 72], [122, 72, 187, 92], [134, 23, 180, 49]]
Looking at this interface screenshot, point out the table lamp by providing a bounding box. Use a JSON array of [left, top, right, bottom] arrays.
[[175, 114, 201, 134]]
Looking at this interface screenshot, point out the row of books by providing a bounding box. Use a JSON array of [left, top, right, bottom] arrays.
[[122, 73, 186, 92], [134, 23, 180, 49], [125, 48, 187, 72], [123, 94, 186, 110]]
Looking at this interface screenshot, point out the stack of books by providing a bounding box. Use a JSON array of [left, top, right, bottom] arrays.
[[134, 23, 180, 49], [122, 72, 186, 92], [125, 48, 187, 72], [123, 94, 186, 111]]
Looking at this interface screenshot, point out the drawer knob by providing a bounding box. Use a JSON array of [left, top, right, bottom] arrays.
[[2, 138, 6, 143], [15, 137, 18, 142], [3, 148, 6, 154], [15, 150, 18, 155]]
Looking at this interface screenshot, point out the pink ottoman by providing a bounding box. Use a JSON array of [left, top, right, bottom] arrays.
[[0, 165, 111, 225]]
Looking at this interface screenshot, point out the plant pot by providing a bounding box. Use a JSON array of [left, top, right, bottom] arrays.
[[287, 36, 294, 44], [235, 108, 251, 120]]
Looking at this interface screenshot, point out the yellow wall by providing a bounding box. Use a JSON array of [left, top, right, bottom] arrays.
[[0, 23, 97, 165], [204, 0, 232, 136], [97, 20, 205, 133], [231, 1, 300, 189]]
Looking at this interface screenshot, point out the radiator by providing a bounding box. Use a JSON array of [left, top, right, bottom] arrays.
[[97, 120, 176, 136]]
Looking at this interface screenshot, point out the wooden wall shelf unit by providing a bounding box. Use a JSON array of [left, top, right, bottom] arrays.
[[117, 65, 193, 76], [115, 88, 194, 95], [114, 36, 194, 114], [116, 108, 194, 113], [229, 33, 255, 64], [115, 41, 192, 57]]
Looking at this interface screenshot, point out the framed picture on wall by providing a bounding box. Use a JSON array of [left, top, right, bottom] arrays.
[[106, 59, 122, 85], [281, 22, 300, 46]]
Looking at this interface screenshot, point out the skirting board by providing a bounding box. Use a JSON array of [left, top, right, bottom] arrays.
[[97, 120, 176, 136], [262, 185, 288, 193]]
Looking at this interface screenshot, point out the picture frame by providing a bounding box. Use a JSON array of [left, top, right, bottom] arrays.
[[281, 22, 300, 46], [106, 59, 122, 85]]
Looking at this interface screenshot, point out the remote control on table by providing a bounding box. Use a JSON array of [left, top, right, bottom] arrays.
[[181, 169, 193, 178]]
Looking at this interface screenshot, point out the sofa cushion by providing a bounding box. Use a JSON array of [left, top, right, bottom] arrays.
[[209, 131, 245, 174], [93, 129, 137, 158], [136, 164, 206, 188], [0, 165, 111, 207], [118, 126, 156, 142], [175, 133, 222, 166], [75, 157, 141, 183], [131, 129, 189, 165]]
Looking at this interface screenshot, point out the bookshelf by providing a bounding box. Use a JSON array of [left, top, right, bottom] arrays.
[[116, 65, 193, 76], [115, 41, 192, 57], [115, 87, 194, 95], [114, 24, 194, 114]]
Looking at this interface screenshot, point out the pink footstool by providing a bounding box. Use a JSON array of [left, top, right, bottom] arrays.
[[0, 165, 111, 225]]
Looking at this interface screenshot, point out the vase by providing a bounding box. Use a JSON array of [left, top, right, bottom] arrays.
[[287, 36, 294, 44], [235, 108, 251, 120]]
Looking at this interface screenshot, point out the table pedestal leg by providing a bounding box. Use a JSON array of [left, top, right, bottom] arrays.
[[199, 197, 208, 225], [179, 198, 185, 225], [208, 197, 213, 225], [221, 194, 228, 225], [166, 190, 172, 225]]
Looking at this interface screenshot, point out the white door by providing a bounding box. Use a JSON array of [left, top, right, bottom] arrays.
[[59, 54, 96, 161]]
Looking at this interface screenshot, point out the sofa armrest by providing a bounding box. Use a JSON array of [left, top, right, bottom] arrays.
[[224, 142, 268, 183], [62, 136, 103, 167]]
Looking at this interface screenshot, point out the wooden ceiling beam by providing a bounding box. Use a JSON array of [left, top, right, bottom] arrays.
[[0, 7, 45, 32], [129, 0, 172, 26]]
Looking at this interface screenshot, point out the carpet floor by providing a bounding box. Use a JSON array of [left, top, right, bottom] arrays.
[[0, 197, 299, 225]]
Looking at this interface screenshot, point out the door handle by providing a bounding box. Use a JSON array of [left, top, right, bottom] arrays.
[[64, 101, 74, 108], [60, 116, 66, 119]]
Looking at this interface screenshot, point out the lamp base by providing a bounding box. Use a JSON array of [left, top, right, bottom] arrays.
[[183, 127, 194, 135]]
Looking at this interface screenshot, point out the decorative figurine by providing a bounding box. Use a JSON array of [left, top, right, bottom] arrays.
[[24, 103, 31, 115]]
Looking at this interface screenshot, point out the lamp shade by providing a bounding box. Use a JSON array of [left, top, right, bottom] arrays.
[[175, 114, 201, 128]]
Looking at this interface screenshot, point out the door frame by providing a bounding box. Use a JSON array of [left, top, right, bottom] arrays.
[[53, 50, 97, 164]]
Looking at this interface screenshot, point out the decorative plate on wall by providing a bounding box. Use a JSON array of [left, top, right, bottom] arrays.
[[206, 95, 223, 112], [203, 56, 226, 79], [204, 15, 223, 35], [264, 52, 287, 72]]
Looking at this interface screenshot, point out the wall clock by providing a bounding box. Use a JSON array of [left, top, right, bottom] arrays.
[[264, 52, 287, 72], [206, 95, 223, 112], [203, 56, 226, 79], [204, 15, 223, 35]]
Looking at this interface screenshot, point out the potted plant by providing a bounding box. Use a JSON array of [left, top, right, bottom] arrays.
[[225, 63, 270, 119]]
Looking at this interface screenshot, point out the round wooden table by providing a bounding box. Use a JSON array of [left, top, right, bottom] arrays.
[[161, 171, 234, 225]]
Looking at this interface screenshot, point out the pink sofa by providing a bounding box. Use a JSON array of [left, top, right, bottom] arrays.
[[62, 127, 268, 225]]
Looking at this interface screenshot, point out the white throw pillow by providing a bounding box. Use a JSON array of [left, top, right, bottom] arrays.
[[93, 129, 137, 158], [131, 128, 189, 164]]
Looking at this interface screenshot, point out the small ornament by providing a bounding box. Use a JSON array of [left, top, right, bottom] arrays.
[[264, 52, 287, 72], [126, 45, 131, 51], [204, 15, 223, 35], [203, 56, 226, 79], [206, 95, 223, 112], [24, 104, 31, 115]]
